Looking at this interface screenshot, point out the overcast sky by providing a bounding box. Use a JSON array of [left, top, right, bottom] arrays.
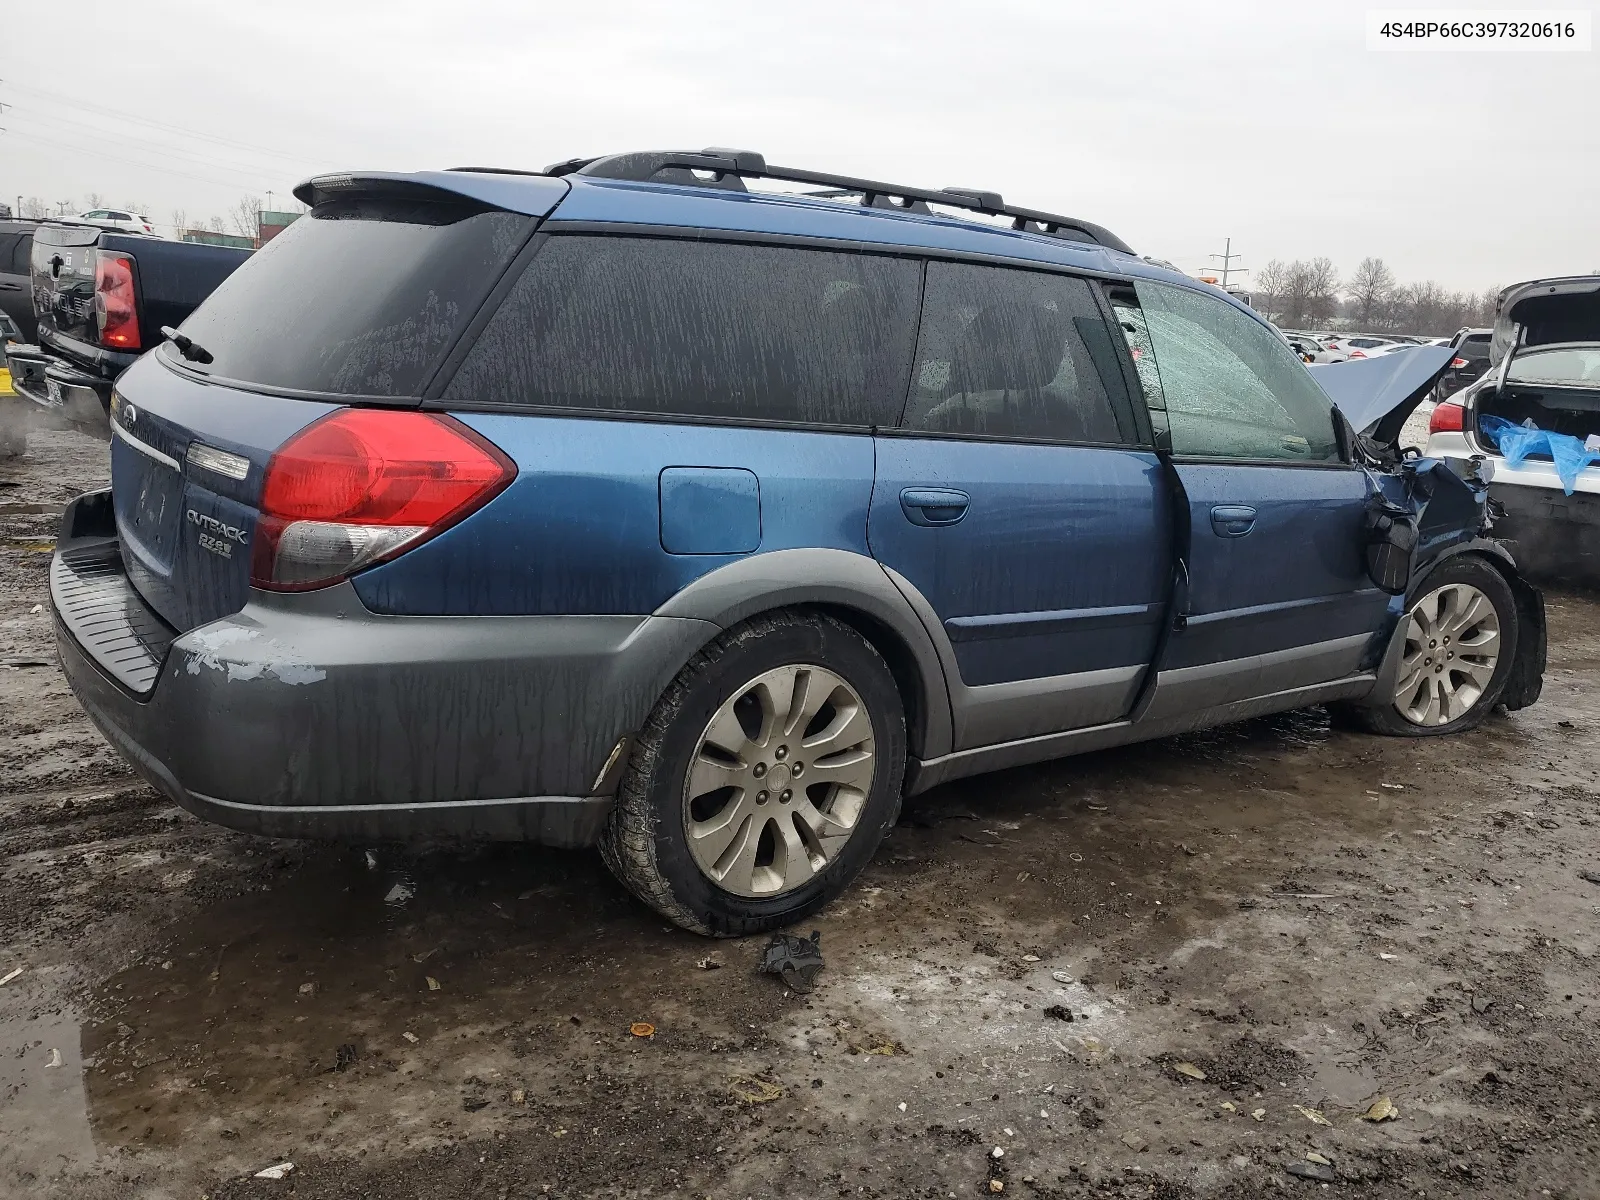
[[3, 0, 1596, 292]]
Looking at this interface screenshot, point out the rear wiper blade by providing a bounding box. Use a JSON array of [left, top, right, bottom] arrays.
[[160, 326, 214, 365]]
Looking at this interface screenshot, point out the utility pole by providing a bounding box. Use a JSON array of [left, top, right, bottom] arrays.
[[1209, 238, 1247, 290]]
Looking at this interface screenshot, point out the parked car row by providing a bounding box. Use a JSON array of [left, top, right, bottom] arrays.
[[46, 149, 1545, 935], [1280, 330, 1451, 365]]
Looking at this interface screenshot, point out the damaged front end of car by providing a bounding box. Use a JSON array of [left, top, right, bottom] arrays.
[[1313, 346, 1547, 712]]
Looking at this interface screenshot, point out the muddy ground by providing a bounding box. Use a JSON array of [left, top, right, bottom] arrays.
[[2, 413, 1598, 1200]]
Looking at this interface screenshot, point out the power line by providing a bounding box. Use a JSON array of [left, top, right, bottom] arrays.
[[5, 114, 304, 191], [0, 128, 294, 195], [7, 104, 321, 183], [2, 80, 339, 170]]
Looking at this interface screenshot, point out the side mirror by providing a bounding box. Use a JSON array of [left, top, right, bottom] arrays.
[[1363, 491, 1417, 595], [1332, 407, 1358, 462]]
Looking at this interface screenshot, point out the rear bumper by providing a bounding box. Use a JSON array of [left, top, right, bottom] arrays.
[[51, 491, 715, 845], [1491, 481, 1600, 588], [4, 343, 111, 428]]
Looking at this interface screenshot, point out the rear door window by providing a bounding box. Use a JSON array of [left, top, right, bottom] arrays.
[[901, 262, 1137, 444], [174, 197, 533, 397], [1131, 281, 1342, 462], [443, 236, 921, 427]]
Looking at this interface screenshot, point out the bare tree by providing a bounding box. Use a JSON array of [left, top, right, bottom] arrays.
[[170, 210, 191, 241], [20, 197, 49, 219], [123, 201, 151, 220], [1300, 257, 1341, 325], [1254, 259, 1292, 324], [83, 192, 106, 211], [207, 215, 227, 234], [228, 195, 261, 241], [1274, 258, 1341, 328], [1474, 287, 1501, 327], [1347, 257, 1396, 328]]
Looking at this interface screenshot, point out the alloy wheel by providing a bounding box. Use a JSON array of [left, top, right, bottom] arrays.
[[1392, 582, 1501, 727], [682, 664, 877, 899]]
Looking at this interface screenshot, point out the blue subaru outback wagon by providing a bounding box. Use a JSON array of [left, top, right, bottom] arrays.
[[51, 149, 1545, 935]]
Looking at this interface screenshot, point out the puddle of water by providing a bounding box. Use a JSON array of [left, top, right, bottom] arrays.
[[0, 990, 97, 1183]]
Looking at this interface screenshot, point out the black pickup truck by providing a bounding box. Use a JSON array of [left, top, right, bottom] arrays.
[[4, 223, 249, 443]]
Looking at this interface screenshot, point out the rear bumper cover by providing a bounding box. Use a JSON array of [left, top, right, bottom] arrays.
[[1491, 481, 1600, 587], [51, 490, 715, 845], [4, 343, 111, 426]]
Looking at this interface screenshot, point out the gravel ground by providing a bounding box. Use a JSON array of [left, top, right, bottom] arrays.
[[2, 413, 1597, 1200]]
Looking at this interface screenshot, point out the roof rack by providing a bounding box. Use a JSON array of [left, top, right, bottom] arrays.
[[542, 148, 1133, 255]]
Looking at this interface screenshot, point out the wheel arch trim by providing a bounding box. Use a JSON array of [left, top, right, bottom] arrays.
[[652, 548, 955, 759]]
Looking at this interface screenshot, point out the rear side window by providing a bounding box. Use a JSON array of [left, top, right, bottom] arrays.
[[443, 236, 921, 427], [902, 262, 1136, 444], [175, 198, 532, 396]]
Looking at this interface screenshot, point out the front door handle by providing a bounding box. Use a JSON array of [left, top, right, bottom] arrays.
[[1210, 504, 1256, 538], [900, 487, 970, 527]]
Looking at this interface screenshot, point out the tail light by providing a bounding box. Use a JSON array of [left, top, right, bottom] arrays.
[[1429, 400, 1465, 434], [94, 251, 141, 350], [250, 409, 515, 592], [1349, 349, 1366, 359], [1450, 356, 1468, 369]]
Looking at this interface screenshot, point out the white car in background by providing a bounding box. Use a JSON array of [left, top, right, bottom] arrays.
[[1424, 275, 1600, 586], [1281, 330, 1349, 363], [1328, 335, 1399, 359], [72, 209, 158, 235]]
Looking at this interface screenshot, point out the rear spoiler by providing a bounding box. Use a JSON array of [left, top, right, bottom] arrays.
[[293, 170, 568, 218]]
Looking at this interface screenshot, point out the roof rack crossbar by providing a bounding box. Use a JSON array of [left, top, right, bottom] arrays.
[[558, 149, 1133, 254]]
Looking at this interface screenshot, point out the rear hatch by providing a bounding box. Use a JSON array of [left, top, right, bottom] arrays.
[[32, 224, 103, 347], [109, 181, 556, 632]]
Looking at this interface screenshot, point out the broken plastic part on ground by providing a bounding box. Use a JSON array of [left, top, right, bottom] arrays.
[[758, 929, 824, 991]]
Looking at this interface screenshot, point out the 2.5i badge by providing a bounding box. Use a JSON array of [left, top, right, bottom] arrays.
[[187, 509, 248, 559]]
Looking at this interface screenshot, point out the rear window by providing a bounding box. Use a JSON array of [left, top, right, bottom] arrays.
[[173, 197, 532, 397], [442, 235, 921, 427], [1460, 335, 1490, 360]]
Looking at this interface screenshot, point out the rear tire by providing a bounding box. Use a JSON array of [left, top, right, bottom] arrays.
[[1347, 555, 1518, 737], [599, 609, 906, 937]]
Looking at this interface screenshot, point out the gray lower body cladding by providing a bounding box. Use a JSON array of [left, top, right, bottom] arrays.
[[52, 502, 716, 846]]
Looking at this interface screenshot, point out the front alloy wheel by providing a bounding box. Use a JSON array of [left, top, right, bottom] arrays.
[[684, 664, 875, 898], [1392, 581, 1501, 726]]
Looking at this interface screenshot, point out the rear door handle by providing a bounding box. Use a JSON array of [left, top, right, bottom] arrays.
[[1210, 504, 1256, 538], [900, 487, 970, 527]]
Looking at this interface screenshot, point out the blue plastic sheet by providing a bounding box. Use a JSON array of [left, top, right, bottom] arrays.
[[1479, 414, 1600, 495]]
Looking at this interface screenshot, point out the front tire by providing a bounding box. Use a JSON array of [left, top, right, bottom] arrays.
[[599, 609, 906, 936], [1350, 555, 1518, 737]]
